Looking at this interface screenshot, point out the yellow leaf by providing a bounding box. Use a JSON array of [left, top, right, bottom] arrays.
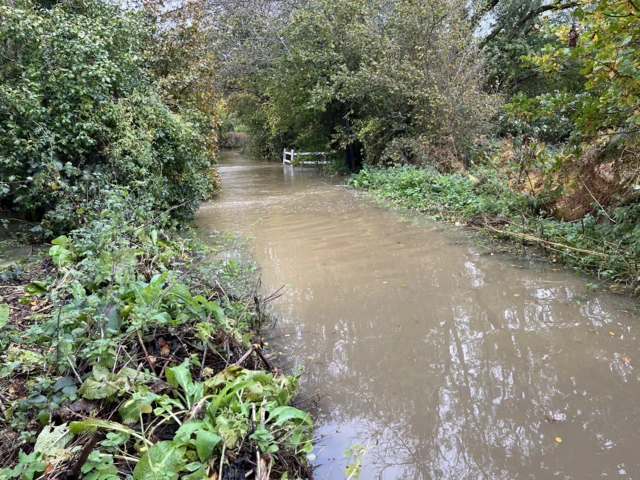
[[555, 437, 562, 443], [307, 356, 313, 360], [382, 281, 388, 284], [622, 356, 632, 363], [263, 342, 269, 346], [609, 332, 615, 336]]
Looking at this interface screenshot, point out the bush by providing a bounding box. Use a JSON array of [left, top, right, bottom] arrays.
[[0, 0, 216, 237]]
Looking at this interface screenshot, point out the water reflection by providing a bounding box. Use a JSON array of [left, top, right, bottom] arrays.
[[198, 151, 640, 479]]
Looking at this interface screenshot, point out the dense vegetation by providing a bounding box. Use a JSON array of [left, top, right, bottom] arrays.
[[0, 0, 218, 237], [209, 0, 640, 293], [0, 191, 313, 479]]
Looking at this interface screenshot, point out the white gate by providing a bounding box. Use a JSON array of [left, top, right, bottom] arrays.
[[282, 148, 329, 165]]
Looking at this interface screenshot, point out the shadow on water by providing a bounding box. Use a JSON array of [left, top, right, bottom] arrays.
[[197, 150, 640, 480]]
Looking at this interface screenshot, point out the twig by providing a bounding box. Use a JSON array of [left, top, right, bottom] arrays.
[[235, 346, 255, 366], [198, 343, 208, 381], [482, 224, 610, 259], [254, 346, 274, 371], [66, 356, 83, 384], [578, 174, 616, 224], [136, 330, 155, 372]]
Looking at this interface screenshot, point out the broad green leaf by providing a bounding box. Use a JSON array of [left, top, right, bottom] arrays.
[[174, 420, 204, 443], [195, 429, 221, 462], [34, 423, 74, 454], [133, 441, 186, 480], [166, 360, 193, 392], [24, 281, 47, 295], [78, 377, 119, 399], [49, 245, 75, 267], [269, 406, 312, 426], [50, 235, 69, 247]]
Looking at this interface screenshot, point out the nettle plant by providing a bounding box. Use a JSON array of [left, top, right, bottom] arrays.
[[0, 190, 313, 480]]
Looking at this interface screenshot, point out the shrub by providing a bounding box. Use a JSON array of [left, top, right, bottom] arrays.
[[0, 0, 216, 237]]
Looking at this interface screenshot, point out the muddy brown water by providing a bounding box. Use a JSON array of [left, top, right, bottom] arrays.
[[197, 151, 640, 479]]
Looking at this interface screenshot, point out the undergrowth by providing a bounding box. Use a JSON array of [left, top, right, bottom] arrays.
[[349, 166, 640, 295], [0, 188, 313, 480]]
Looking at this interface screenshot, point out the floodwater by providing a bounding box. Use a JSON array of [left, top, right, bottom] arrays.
[[197, 151, 640, 479]]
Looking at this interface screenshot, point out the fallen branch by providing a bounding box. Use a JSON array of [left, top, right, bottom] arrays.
[[254, 346, 275, 371], [482, 224, 610, 259], [235, 345, 255, 366]]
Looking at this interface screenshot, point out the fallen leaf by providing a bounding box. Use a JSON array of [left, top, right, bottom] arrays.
[[263, 342, 269, 346], [307, 356, 313, 360], [161, 345, 170, 355], [513, 294, 520, 297], [588, 328, 596, 332], [399, 284, 407, 288], [574, 339, 582, 343], [555, 437, 562, 443], [622, 356, 632, 363], [382, 281, 388, 284], [609, 332, 615, 336]]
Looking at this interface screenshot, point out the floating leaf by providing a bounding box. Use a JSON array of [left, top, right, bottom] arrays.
[[555, 437, 562, 443], [344, 464, 362, 479]]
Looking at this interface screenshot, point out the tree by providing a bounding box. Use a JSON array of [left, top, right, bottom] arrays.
[[220, 0, 499, 167]]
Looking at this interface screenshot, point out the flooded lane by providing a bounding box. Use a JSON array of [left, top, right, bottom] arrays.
[[197, 151, 640, 479]]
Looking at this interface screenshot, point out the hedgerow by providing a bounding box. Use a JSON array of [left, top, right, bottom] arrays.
[[0, 0, 216, 237]]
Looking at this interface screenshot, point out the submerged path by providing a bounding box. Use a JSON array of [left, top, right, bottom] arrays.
[[197, 151, 640, 479]]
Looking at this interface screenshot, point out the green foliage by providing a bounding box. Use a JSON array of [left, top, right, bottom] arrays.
[[0, 0, 216, 236], [226, 0, 498, 166], [506, 0, 640, 142], [0, 190, 312, 478], [350, 166, 528, 218]]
